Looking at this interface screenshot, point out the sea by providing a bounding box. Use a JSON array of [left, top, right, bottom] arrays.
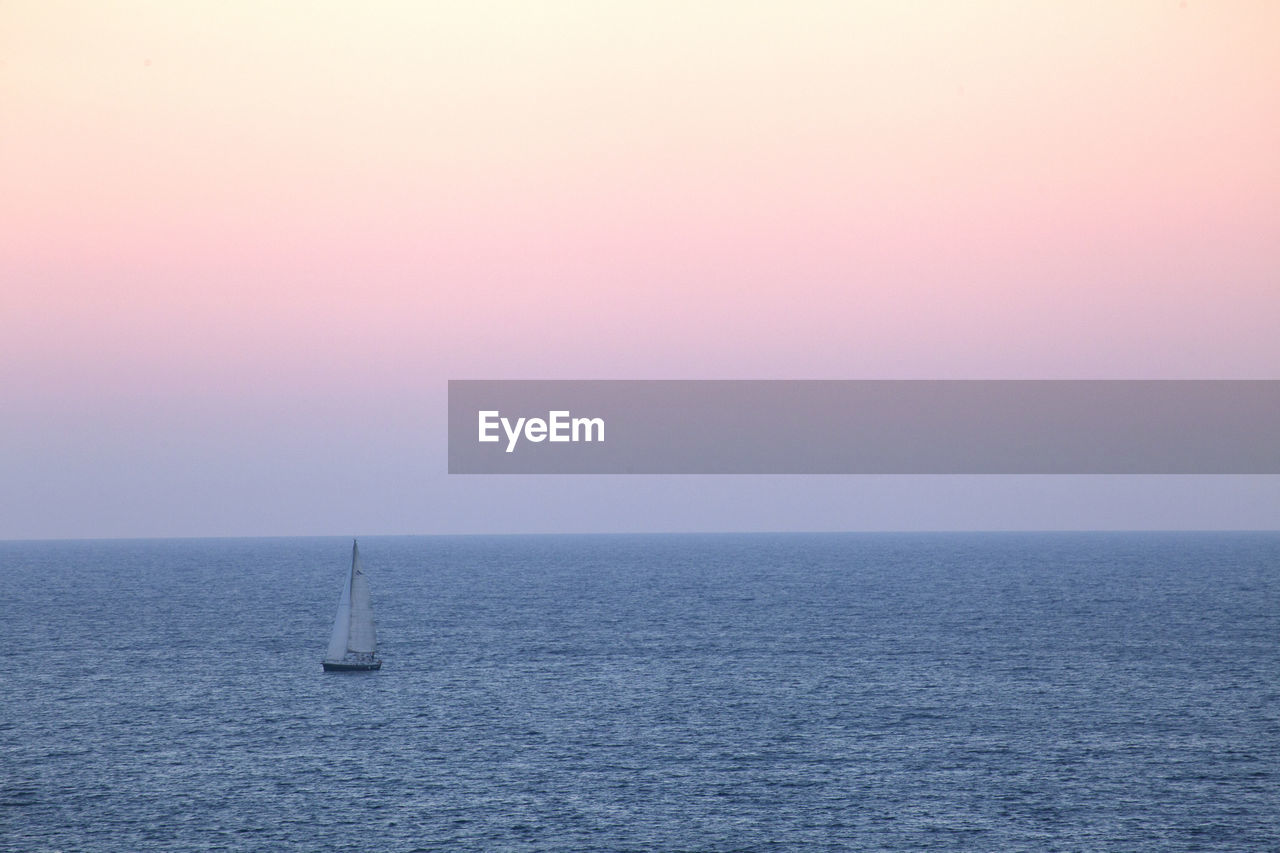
[[1, 532, 1277, 851]]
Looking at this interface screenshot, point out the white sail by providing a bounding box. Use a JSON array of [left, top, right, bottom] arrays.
[[346, 542, 377, 655], [324, 556, 353, 662]]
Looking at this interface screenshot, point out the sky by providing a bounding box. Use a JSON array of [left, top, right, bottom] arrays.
[[2, 1, 1278, 538]]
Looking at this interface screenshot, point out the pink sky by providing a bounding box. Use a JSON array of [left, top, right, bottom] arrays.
[[2, 2, 1277, 537]]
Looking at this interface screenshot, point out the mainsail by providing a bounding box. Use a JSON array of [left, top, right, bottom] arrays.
[[323, 540, 381, 670]]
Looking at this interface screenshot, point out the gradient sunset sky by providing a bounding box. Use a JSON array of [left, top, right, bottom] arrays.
[[2, 1, 1277, 538]]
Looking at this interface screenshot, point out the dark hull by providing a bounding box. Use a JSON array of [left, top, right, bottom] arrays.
[[322, 660, 382, 671]]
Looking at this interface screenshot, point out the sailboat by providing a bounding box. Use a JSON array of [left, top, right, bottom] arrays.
[[322, 539, 383, 671]]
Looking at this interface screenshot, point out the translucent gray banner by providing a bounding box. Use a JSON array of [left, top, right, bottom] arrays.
[[448, 380, 1280, 474]]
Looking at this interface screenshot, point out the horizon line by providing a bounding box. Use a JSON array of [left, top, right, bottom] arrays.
[[3, 527, 1279, 544]]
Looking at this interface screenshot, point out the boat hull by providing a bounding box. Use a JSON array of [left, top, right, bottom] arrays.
[[322, 659, 382, 672]]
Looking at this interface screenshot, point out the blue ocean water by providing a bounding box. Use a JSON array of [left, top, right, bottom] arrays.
[[1, 532, 1277, 851]]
